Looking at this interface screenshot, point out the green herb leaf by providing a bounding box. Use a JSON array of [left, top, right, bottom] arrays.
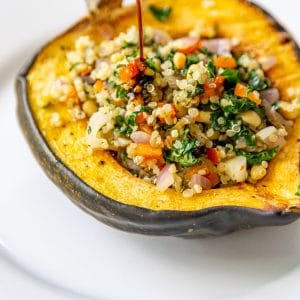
[[139, 106, 153, 114], [122, 41, 137, 48], [236, 147, 279, 165], [115, 115, 124, 126], [186, 54, 200, 68], [188, 83, 205, 97], [69, 62, 81, 71], [166, 50, 176, 62], [210, 110, 226, 130], [126, 48, 138, 58], [163, 124, 174, 131], [272, 101, 280, 111], [115, 107, 152, 137], [234, 128, 256, 147], [222, 93, 257, 114], [114, 115, 134, 136], [125, 114, 138, 126], [164, 138, 201, 167], [221, 69, 240, 84], [254, 106, 267, 126], [146, 58, 160, 72], [120, 150, 128, 167], [248, 69, 268, 91], [113, 70, 119, 77], [116, 86, 129, 100], [130, 170, 140, 176], [107, 80, 118, 88], [207, 60, 216, 78], [200, 48, 214, 57], [87, 126, 92, 135], [149, 5, 172, 22]]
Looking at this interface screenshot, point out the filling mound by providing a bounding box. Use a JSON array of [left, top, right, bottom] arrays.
[[46, 25, 296, 197]]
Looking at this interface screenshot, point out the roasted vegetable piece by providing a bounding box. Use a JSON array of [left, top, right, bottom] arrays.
[[17, 0, 300, 237]]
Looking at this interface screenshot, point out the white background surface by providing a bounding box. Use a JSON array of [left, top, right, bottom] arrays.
[[0, 1, 300, 299]]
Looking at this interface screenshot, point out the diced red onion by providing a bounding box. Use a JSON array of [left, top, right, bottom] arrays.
[[130, 131, 151, 144], [191, 174, 201, 187], [172, 37, 199, 52], [260, 88, 279, 105], [201, 38, 232, 55], [156, 165, 175, 191], [261, 56, 276, 71], [154, 29, 171, 45], [127, 159, 142, 171], [256, 126, 286, 149], [191, 174, 211, 190], [262, 99, 293, 131], [271, 135, 286, 149], [81, 76, 96, 85]]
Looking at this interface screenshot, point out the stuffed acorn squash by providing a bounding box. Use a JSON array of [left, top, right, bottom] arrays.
[[17, 0, 300, 236]]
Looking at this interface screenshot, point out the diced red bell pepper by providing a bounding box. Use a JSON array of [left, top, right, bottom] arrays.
[[206, 148, 220, 165], [119, 59, 143, 82], [202, 76, 225, 98]]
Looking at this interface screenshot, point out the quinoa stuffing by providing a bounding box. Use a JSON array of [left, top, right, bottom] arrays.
[[46, 24, 298, 197]]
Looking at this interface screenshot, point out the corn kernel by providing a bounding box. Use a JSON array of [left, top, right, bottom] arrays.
[[82, 100, 98, 117], [173, 52, 186, 69]]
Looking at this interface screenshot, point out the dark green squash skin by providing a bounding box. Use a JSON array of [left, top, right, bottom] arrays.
[[16, 2, 300, 237]]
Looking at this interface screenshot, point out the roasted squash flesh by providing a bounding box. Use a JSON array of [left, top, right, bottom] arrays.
[[26, 0, 299, 212]]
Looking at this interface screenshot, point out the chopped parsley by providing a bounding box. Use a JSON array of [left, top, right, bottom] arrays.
[[113, 70, 119, 77], [146, 58, 160, 72], [188, 83, 205, 97], [200, 48, 214, 57], [236, 147, 279, 165], [115, 114, 135, 136], [186, 54, 200, 68], [87, 126, 92, 135], [248, 70, 269, 91], [210, 110, 227, 131], [114, 106, 152, 136], [107, 80, 118, 88], [210, 93, 257, 130], [165, 138, 201, 167], [122, 41, 137, 48], [139, 106, 153, 114], [130, 170, 140, 176], [149, 5, 172, 22], [125, 114, 138, 126], [221, 69, 240, 85], [222, 93, 257, 114], [234, 128, 256, 147], [207, 60, 216, 78], [116, 86, 129, 100], [272, 101, 280, 111], [126, 48, 138, 58]]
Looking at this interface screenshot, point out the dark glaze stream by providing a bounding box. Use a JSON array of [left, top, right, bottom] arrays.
[[136, 0, 144, 62]]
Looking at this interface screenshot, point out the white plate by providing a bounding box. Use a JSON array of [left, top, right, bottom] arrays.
[[1, 0, 300, 299]]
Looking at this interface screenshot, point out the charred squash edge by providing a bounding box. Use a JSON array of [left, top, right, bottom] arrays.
[[16, 1, 300, 237]]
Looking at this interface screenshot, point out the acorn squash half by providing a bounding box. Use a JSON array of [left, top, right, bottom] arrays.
[[16, 0, 300, 237]]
